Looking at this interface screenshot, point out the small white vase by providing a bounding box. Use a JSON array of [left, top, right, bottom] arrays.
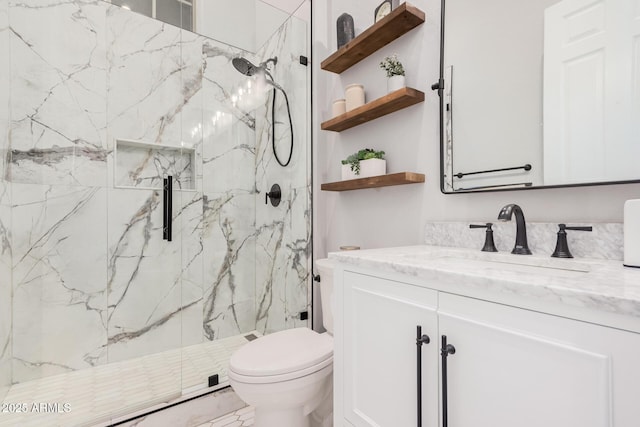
[[387, 75, 406, 93]]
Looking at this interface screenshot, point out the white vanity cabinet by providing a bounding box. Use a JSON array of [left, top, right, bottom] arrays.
[[335, 269, 640, 427], [439, 292, 640, 427], [340, 271, 439, 427]]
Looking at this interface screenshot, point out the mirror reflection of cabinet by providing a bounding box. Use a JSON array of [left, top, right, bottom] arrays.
[[436, 0, 640, 193]]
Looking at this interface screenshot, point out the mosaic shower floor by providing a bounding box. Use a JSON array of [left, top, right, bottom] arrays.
[[0, 333, 255, 427]]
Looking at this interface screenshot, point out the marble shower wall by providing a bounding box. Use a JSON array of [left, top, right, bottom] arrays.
[[254, 16, 311, 334], [105, 6, 194, 366], [8, 0, 109, 383], [200, 36, 258, 343], [8, 0, 108, 187], [11, 184, 108, 382], [0, 182, 9, 400], [0, 0, 10, 400], [3, 0, 259, 384], [3, 0, 310, 389]]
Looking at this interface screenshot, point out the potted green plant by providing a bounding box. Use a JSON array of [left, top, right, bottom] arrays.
[[341, 149, 386, 180], [379, 54, 405, 93]]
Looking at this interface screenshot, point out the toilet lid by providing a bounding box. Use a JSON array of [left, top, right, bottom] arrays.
[[229, 328, 333, 377]]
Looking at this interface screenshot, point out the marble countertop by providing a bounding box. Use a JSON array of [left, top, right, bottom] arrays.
[[329, 245, 640, 319]]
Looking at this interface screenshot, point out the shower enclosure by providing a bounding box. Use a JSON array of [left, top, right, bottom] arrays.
[[0, 0, 310, 425]]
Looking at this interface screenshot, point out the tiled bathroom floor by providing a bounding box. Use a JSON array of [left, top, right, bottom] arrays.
[[197, 406, 255, 427], [0, 333, 256, 427]]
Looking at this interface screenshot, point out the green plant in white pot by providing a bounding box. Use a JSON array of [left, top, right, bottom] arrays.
[[341, 149, 386, 180], [380, 54, 405, 93]]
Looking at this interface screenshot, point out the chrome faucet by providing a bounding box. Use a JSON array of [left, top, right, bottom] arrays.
[[497, 204, 532, 255]]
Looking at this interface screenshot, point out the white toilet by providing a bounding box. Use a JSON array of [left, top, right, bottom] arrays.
[[228, 259, 335, 427]]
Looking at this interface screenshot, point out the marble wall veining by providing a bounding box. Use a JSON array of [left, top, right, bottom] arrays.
[[200, 34, 258, 342], [8, 0, 108, 188], [7, 2, 109, 381], [0, 0, 11, 401], [254, 16, 311, 334], [1, 0, 310, 400], [11, 184, 108, 381], [0, 181, 10, 401], [104, 7, 203, 365]]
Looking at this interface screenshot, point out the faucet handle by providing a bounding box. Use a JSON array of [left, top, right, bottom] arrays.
[[561, 224, 593, 232], [469, 223, 493, 229], [551, 224, 592, 258], [469, 223, 498, 252]]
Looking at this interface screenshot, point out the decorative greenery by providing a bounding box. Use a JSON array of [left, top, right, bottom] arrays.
[[341, 149, 385, 175], [379, 54, 405, 77]]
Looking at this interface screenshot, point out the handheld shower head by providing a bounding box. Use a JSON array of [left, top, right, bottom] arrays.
[[232, 56, 283, 90], [232, 56, 278, 77], [232, 57, 259, 76], [230, 55, 293, 167]]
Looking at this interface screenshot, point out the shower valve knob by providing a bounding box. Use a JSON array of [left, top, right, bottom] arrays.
[[265, 183, 282, 207]]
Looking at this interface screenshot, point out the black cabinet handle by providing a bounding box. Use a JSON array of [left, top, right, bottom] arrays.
[[163, 175, 173, 242], [441, 335, 456, 427], [416, 326, 431, 427]]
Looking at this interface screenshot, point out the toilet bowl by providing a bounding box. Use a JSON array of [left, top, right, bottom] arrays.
[[229, 259, 335, 427]]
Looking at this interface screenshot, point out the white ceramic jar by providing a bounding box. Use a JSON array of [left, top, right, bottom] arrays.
[[332, 99, 346, 117], [345, 84, 365, 111]]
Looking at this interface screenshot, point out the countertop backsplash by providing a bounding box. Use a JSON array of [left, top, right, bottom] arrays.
[[424, 222, 624, 261]]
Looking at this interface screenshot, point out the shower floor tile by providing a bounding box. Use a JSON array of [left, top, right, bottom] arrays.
[[198, 405, 254, 427], [0, 333, 256, 427]]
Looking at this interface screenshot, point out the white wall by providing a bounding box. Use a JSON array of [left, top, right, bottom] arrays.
[[195, 0, 308, 53], [195, 0, 256, 51], [312, 0, 640, 259]]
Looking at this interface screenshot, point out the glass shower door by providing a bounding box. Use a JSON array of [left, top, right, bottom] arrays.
[[104, 4, 188, 417]]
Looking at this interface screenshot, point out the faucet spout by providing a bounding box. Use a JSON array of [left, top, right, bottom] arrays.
[[498, 204, 532, 255]]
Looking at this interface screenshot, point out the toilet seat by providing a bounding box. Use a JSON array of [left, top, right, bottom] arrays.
[[229, 328, 333, 384]]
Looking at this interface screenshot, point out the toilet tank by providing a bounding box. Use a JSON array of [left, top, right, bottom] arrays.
[[315, 259, 335, 334]]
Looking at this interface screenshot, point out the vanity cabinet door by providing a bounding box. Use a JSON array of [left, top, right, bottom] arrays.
[[438, 293, 640, 427], [341, 272, 438, 427]]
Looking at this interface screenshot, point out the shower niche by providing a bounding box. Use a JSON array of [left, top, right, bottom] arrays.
[[114, 139, 196, 190]]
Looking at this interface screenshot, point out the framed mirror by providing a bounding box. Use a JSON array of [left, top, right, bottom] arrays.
[[435, 0, 640, 193]]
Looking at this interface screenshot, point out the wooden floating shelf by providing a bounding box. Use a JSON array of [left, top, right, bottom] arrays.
[[321, 3, 425, 74], [321, 172, 425, 192], [321, 87, 424, 132]]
